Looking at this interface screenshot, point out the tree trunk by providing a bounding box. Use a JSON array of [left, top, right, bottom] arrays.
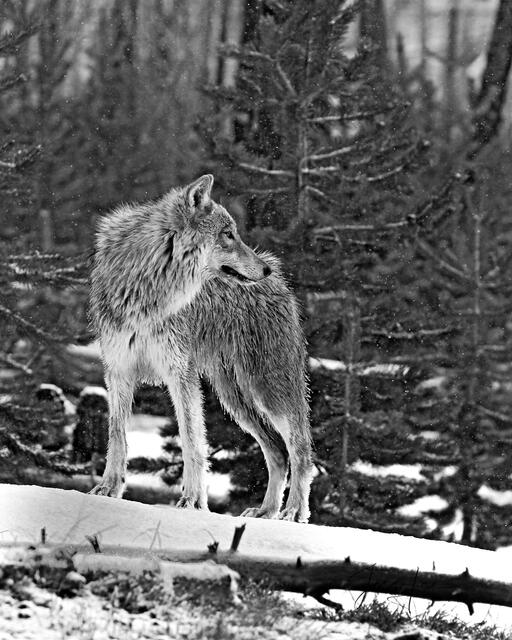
[[5, 543, 512, 611], [221, 0, 244, 89], [359, 0, 388, 71], [468, 0, 512, 159], [339, 294, 361, 514], [443, 4, 458, 142]]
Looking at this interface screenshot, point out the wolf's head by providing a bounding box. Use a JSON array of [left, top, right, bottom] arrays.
[[175, 174, 271, 285]]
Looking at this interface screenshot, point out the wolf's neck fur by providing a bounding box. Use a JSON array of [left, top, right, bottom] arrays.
[[92, 201, 210, 332]]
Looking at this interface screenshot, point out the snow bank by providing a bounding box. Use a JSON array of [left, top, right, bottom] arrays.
[[2, 484, 512, 632], [0, 484, 508, 577]]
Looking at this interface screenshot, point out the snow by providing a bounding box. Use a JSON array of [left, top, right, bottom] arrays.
[[67, 341, 102, 359], [2, 484, 512, 632], [79, 385, 108, 400], [38, 383, 76, 416], [124, 413, 232, 500], [128, 413, 169, 432], [478, 484, 512, 507], [415, 376, 447, 393], [127, 425, 166, 459], [351, 460, 426, 482], [126, 414, 171, 458], [309, 357, 409, 377], [309, 357, 351, 371], [125, 470, 230, 502], [419, 430, 441, 441], [397, 495, 449, 518], [441, 509, 464, 542], [433, 465, 458, 481]]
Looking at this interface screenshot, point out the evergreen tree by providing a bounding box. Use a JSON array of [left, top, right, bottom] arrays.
[[402, 168, 512, 548], [197, 0, 461, 527], [69, 0, 198, 219], [0, 6, 86, 482]]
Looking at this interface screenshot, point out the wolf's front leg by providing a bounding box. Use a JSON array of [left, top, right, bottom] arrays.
[[167, 369, 209, 509], [90, 371, 134, 498]]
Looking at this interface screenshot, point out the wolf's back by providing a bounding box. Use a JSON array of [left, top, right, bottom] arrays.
[[186, 252, 308, 415]]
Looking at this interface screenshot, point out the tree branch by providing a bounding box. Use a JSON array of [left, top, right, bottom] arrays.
[[238, 162, 294, 178], [308, 103, 398, 123]]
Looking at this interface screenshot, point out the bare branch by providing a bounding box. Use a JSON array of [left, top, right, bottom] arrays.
[[238, 163, 294, 178], [306, 143, 359, 162], [0, 353, 32, 375], [478, 405, 512, 424], [303, 162, 408, 182], [308, 103, 399, 124], [0, 302, 62, 345], [275, 59, 296, 96], [244, 187, 290, 195], [368, 327, 459, 341], [415, 238, 470, 282]]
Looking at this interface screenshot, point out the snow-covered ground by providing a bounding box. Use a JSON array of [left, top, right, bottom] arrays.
[[2, 484, 512, 633], [124, 411, 512, 529], [125, 413, 231, 501]]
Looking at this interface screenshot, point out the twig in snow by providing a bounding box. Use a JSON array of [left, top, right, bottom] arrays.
[[86, 534, 101, 554], [149, 521, 162, 551], [208, 541, 219, 554], [230, 524, 246, 552]]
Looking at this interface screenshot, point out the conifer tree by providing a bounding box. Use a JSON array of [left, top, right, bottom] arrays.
[[0, 6, 85, 482], [403, 170, 512, 548], [70, 0, 195, 217], [197, 0, 459, 527]]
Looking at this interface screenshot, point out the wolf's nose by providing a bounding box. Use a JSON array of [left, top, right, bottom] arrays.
[[263, 265, 272, 277]]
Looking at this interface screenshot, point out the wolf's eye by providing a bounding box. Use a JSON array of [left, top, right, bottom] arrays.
[[223, 230, 234, 240]]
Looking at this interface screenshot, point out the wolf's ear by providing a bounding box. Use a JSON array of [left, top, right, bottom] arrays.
[[186, 174, 214, 210]]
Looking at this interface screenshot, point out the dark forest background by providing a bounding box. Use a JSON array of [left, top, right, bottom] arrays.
[[3, 0, 512, 549]]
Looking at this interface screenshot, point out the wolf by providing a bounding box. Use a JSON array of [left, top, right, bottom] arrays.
[[89, 174, 314, 522]]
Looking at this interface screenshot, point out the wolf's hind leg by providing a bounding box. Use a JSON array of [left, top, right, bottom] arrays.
[[254, 404, 314, 523], [166, 369, 209, 509], [239, 426, 288, 519], [276, 416, 314, 523], [90, 369, 135, 498], [210, 369, 289, 519]]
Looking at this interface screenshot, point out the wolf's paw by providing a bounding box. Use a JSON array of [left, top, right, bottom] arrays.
[[278, 505, 309, 523], [89, 477, 125, 498], [240, 506, 279, 519], [176, 495, 208, 510]]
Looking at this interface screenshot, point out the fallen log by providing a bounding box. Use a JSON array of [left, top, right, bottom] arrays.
[[212, 552, 510, 613], [2, 535, 512, 613]]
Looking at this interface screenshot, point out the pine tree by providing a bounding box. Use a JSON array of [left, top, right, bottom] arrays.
[[69, 0, 198, 218], [402, 168, 512, 548], [0, 6, 86, 482], [198, 0, 463, 527]]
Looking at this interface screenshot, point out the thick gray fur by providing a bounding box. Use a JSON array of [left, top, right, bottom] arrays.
[[89, 175, 313, 522]]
